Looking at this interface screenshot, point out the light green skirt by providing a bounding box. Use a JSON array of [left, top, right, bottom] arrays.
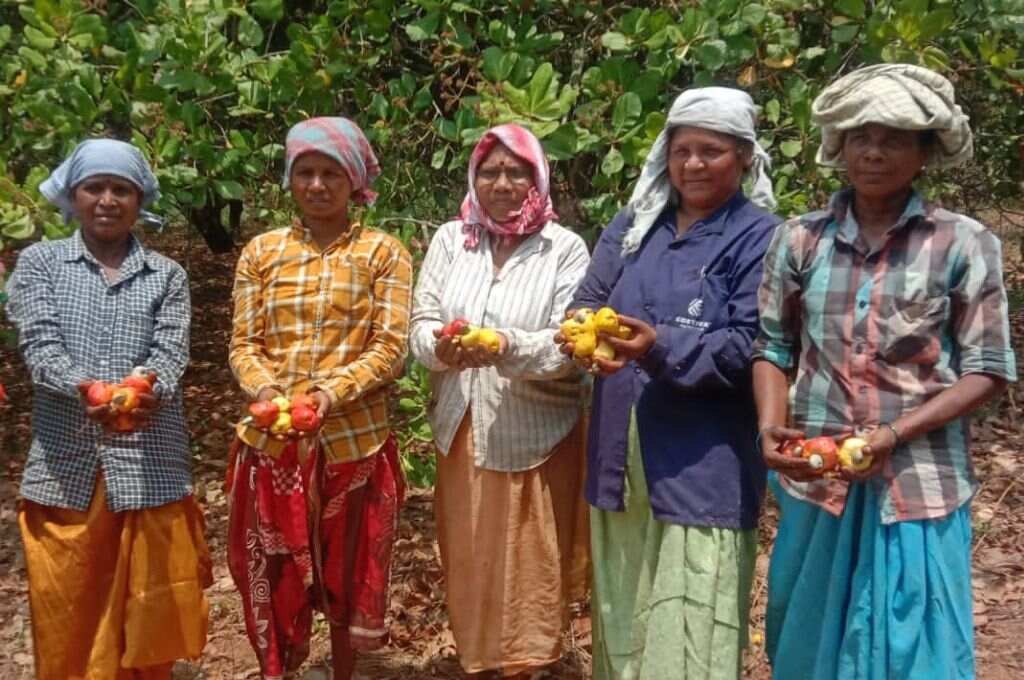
[[591, 415, 757, 680]]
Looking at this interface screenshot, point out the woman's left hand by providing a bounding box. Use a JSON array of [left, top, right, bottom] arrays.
[[840, 425, 899, 482], [592, 314, 657, 375]]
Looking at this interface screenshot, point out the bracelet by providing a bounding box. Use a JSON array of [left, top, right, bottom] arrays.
[[881, 421, 902, 446]]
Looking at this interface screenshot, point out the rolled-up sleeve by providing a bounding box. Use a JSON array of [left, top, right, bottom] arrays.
[[752, 220, 803, 371], [951, 229, 1017, 381]]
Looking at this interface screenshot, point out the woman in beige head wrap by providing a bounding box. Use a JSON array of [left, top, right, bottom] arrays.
[[752, 63, 1015, 679]]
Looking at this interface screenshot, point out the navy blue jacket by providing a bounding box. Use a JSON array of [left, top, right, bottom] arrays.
[[571, 193, 781, 529]]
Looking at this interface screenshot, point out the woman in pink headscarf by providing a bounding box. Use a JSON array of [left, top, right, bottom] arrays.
[[410, 124, 592, 677]]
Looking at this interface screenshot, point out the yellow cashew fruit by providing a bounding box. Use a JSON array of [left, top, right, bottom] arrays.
[[838, 437, 872, 472]]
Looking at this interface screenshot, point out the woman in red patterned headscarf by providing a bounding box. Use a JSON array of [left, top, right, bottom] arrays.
[[410, 124, 592, 678]]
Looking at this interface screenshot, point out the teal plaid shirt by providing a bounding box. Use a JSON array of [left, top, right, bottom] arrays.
[[753, 189, 1017, 524], [7, 231, 193, 511]]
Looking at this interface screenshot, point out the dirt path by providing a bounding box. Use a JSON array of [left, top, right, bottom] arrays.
[[1, 232, 1022, 679]]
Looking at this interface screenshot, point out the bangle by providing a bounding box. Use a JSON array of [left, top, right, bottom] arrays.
[[881, 422, 902, 446]]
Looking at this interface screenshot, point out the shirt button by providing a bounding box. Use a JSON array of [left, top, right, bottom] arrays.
[[855, 343, 865, 354], [633, 366, 641, 374], [858, 300, 867, 309], [643, 303, 652, 311], [858, 385, 868, 393]]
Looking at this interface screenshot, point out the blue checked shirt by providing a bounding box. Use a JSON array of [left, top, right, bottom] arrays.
[[7, 230, 193, 511]]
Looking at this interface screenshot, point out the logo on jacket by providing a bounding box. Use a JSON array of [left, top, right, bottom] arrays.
[[688, 298, 703, 317]]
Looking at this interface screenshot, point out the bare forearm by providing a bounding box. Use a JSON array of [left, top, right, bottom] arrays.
[[892, 373, 1006, 442], [753, 359, 790, 430]]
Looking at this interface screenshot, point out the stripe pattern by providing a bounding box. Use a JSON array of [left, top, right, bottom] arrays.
[[410, 220, 590, 471], [753, 189, 1017, 523]]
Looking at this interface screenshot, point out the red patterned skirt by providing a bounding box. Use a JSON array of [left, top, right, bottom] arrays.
[[226, 436, 404, 679]]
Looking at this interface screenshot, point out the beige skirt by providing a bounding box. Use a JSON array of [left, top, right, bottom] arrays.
[[435, 413, 591, 676]]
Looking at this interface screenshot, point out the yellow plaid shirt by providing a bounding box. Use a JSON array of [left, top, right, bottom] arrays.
[[230, 220, 412, 463]]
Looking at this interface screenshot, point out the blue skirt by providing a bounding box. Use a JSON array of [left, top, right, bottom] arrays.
[[766, 473, 974, 680]]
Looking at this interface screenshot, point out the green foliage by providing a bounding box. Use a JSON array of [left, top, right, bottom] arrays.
[[0, 0, 1021, 249], [394, 360, 437, 487]]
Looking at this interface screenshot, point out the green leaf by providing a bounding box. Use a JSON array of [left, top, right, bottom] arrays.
[[835, 0, 866, 19], [0, 25, 11, 50], [779, 139, 803, 158], [919, 9, 955, 41], [543, 124, 578, 160], [214, 180, 245, 200], [601, 32, 630, 51], [482, 46, 518, 82], [405, 11, 441, 41], [831, 24, 860, 44], [764, 99, 781, 124], [238, 13, 264, 47], [430, 147, 448, 170], [612, 92, 643, 133], [24, 26, 56, 50], [601, 147, 625, 176], [251, 0, 284, 22], [1, 212, 34, 241], [694, 39, 728, 71], [740, 3, 768, 26]]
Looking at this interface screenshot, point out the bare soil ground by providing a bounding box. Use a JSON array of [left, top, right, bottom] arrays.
[[1, 230, 1022, 679]]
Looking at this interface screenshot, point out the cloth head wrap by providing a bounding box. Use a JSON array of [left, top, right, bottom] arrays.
[[812, 63, 973, 169], [283, 117, 381, 205], [39, 139, 162, 227], [622, 87, 776, 256], [459, 123, 557, 249]]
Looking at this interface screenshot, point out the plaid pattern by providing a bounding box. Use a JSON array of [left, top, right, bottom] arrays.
[[753, 189, 1017, 523], [6, 231, 192, 512], [230, 221, 412, 464]]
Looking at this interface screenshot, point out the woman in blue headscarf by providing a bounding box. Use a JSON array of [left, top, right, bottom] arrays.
[[7, 139, 211, 680]]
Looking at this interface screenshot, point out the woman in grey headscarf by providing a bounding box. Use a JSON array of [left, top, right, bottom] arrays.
[[558, 87, 782, 679], [753, 64, 1015, 679], [7, 139, 210, 680]]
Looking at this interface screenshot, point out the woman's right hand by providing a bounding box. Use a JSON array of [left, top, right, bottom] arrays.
[[760, 424, 820, 482]]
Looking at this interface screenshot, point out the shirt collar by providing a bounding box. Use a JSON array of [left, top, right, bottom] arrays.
[[657, 190, 748, 239], [64, 229, 151, 277], [290, 217, 363, 252], [831, 187, 928, 247]]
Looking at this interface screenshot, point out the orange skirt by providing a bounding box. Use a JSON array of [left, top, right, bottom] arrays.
[[19, 476, 212, 680], [435, 414, 590, 675]]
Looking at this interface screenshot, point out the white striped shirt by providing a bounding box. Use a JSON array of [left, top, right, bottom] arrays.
[[410, 220, 590, 471]]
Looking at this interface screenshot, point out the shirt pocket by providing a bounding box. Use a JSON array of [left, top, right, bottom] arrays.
[[878, 296, 949, 366], [327, 257, 374, 318]]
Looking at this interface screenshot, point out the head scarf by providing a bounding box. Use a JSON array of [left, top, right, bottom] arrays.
[[812, 63, 973, 169], [39, 139, 162, 227], [621, 87, 776, 256], [459, 123, 557, 249], [283, 117, 381, 205]]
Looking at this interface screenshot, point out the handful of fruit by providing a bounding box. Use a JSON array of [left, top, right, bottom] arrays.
[[439, 318, 502, 353], [84, 367, 158, 433], [242, 394, 322, 440], [778, 435, 872, 476], [560, 307, 632, 360]]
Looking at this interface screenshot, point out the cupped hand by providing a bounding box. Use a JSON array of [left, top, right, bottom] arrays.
[[760, 425, 821, 482]]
